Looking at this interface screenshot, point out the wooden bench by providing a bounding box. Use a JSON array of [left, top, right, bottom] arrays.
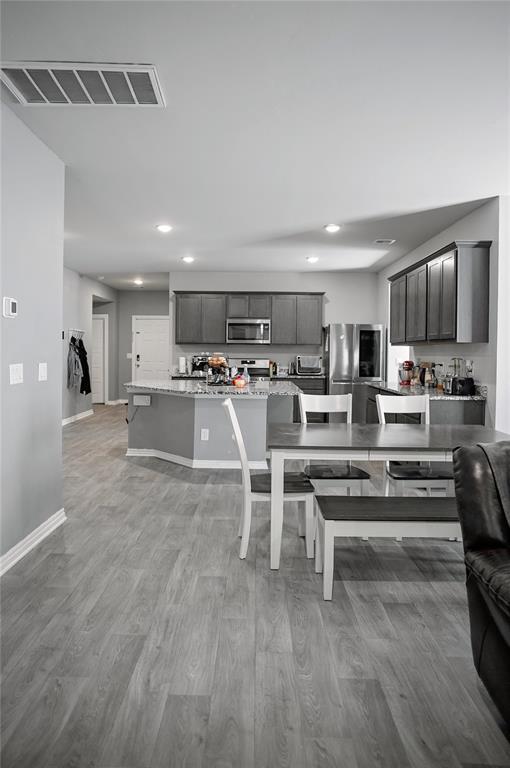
[[314, 495, 460, 600]]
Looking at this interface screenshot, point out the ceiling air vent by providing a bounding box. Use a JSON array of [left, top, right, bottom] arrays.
[[0, 62, 165, 106], [374, 239, 396, 245]]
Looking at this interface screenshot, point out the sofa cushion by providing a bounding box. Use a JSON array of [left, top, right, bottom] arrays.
[[465, 549, 510, 621]]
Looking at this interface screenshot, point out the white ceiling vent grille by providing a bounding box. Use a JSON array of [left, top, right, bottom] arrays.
[[0, 62, 165, 106]]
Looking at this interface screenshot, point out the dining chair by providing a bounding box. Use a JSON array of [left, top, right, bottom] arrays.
[[376, 393, 455, 497], [298, 392, 371, 495], [223, 398, 315, 560]]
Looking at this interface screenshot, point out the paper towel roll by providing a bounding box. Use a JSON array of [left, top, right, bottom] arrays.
[[178, 357, 187, 374]]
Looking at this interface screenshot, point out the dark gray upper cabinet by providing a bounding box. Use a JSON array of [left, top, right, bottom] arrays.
[[227, 294, 249, 317], [296, 294, 323, 345], [428, 251, 458, 341], [390, 276, 406, 344], [248, 294, 271, 318], [227, 294, 271, 318], [440, 252, 456, 340], [426, 258, 442, 340], [202, 294, 227, 344], [271, 295, 297, 344], [390, 240, 490, 345], [405, 265, 427, 342], [175, 291, 323, 345], [175, 294, 202, 343]]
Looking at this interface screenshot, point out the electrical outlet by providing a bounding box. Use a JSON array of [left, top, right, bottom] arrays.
[[133, 394, 151, 406], [201, 428, 209, 441], [38, 362, 48, 381], [9, 363, 23, 385]]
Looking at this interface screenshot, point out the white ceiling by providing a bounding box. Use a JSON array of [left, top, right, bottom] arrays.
[[2, 1, 509, 275]]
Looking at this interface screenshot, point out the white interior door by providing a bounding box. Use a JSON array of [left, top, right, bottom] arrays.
[[92, 316, 106, 403], [132, 316, 170, 381]]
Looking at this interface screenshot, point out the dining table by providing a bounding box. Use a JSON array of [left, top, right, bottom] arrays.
[[268, 422, 510, 569]]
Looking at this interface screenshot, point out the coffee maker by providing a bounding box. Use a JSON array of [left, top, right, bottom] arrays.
[[191, 355, 208, 376]]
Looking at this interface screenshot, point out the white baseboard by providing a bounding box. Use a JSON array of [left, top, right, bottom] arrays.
[[126, 447, 267, 470], [107, 399, 128, 406], [0, 508, 66, 576], [62, 409, 94, 426]]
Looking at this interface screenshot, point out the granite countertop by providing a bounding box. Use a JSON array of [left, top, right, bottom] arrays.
[[374, 381, 486, 402], [124, 379, 300, 398], [171, 374, 326, 380]]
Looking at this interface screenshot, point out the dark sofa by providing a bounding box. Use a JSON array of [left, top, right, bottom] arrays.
[[453, 441, 510, 725]]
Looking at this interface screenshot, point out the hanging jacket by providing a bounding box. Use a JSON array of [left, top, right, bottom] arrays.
[[77, 338, 91, 395], [67, 338, 82, 389]]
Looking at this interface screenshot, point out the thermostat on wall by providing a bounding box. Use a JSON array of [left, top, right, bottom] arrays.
[[3, 297, 18, 318]]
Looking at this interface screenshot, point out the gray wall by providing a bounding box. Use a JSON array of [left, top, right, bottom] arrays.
[[118, 291, 170, 397], [93, 299, 119, 403], [1, 107, 64, 556], [377, 198, 501, 426], [63, 268, 117, 419]]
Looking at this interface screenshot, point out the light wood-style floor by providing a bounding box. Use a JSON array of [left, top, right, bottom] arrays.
[[1, 405, 509, 768]]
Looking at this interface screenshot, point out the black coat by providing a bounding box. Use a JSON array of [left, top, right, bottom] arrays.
[[77, 339, 91, 395]]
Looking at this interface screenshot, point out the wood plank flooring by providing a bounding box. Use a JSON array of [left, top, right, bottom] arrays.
[[1, 404, 509, 767]]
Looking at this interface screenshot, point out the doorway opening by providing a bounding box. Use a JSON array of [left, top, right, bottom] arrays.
[[92, 314, 109, 404]]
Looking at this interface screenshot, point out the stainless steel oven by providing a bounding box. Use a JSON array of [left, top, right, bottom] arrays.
[[226, 318, 271, 344]]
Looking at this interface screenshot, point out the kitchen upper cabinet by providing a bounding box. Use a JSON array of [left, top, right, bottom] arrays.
[[440, 252, 456, 340], [227, 294, 249, 317], [271, 295, 297, 344], [175, 293, 226, 344], [227, 294, 272, 318], [176, 291, 324, 345], [405, 265, 427, 342], [202, 294, 227, 344], [427, 252, 456, 341], [426, 258, 442, 340], [390, 276, 406, 344], [249, 294, 271, 318], [296, 295, 323, 345], [389, 240, 490, 345], [175, 294, 202, 343]]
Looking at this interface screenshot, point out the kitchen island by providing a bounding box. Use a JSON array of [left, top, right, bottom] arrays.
[[124, 379, 300, 468]]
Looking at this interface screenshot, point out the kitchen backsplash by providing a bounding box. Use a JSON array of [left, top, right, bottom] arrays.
[[173, 343, 322, 374]]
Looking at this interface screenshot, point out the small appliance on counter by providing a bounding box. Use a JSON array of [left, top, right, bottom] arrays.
[[398, 360, 414, 386], [191, 355, 209, 376], [451, 377, 476, 396], [229, 358, 271, 379], [295, 355, 323, 376]]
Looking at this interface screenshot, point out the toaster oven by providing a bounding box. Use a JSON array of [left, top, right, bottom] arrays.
[[295, 355, 323, 375]]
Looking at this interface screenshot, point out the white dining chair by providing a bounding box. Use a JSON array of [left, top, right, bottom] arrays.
[[376, 394, 455, 498], [298, 392, 371, 495], [223, 398, 315, 560]]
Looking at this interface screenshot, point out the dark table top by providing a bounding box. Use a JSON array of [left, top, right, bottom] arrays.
[[267, 423, 510, 451]]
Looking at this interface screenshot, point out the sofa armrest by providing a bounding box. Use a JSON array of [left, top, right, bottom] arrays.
[[453, 444, 510, 551], [465, 549, 510, 621]]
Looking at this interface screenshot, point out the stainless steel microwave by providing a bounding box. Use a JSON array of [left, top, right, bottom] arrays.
[[226, 318, 271, 344]]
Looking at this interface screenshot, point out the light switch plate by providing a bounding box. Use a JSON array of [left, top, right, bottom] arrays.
[[9, 363, 23, 385], [38, 362, 48, 381], [201, 428, 209, 441]]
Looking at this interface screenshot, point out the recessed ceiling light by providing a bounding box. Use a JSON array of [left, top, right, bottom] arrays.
[[324, 224, 341, 234], [97, 275, 105, 281], [182, 256, 194, 264], [133, 278, 144, 286], [374, 238, 396, 245], [156, 224, 172, 233], [306, 256, 319, 264]]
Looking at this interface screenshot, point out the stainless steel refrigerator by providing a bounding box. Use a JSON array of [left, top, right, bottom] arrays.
[[324, 324, 386, 423]]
